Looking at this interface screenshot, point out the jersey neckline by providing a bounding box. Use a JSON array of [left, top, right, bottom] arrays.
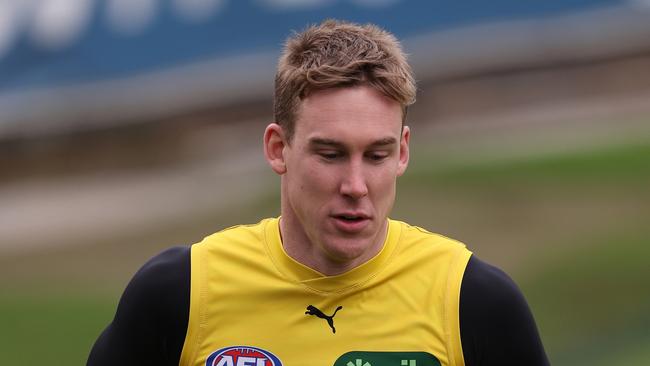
[[263, 217, 402, 293]]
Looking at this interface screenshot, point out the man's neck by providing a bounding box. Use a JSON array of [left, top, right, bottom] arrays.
[[278, 215, 388, 276]]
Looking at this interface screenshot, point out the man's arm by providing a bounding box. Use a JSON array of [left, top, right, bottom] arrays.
[[460, 255, 549, 366], [87, 246, 191, 366]]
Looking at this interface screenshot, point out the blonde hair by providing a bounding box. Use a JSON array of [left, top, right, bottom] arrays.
[[274, 19, 416, 141]]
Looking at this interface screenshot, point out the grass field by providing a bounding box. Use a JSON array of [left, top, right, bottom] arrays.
[[1, 138, 648, 365]]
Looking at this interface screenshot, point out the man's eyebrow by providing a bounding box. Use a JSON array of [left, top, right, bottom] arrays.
[[308, 137, 397, 147], [309, 137, 343, 147], [369, 137, 398, 147]]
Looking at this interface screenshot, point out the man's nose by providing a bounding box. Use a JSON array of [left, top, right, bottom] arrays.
[[340, 161, 368, 199]]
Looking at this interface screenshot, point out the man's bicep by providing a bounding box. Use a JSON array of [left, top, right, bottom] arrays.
[[87, 246, 191, 366], [459, 255, 549, 366]]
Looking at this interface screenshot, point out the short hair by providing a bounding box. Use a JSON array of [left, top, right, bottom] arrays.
[[274, 19, 416, 141]]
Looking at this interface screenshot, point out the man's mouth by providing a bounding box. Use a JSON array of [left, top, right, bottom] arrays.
[[335, 214, 366, 222], [333, 211, 370, 220], [331, 213, 370, 232]]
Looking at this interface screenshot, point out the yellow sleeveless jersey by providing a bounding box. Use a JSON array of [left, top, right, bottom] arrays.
[[180, 218, 472, 366]]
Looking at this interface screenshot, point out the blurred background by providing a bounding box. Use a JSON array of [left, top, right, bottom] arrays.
[[1, 0, 649, 364]]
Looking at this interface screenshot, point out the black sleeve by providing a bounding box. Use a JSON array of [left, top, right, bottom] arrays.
[[87, 246, 191, 366], [459, 255, 549, 366]]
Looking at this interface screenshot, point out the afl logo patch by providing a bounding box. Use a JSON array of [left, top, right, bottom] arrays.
[[205, 346, 283, 366]]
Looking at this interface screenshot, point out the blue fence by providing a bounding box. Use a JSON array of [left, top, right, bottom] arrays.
[[0, 0, 621, 93]]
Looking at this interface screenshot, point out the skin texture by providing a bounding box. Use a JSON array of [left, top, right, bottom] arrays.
[[264, 85, 410, 276]]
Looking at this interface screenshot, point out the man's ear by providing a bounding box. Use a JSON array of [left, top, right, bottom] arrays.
[[264, 123, 288, 175], [397, 126, 410, 177]]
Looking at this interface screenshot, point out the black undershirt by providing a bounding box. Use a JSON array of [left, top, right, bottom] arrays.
[[87, 246, 549, 366]]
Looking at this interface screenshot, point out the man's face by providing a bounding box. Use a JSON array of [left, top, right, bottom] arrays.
[[266, 85, 410, 271]]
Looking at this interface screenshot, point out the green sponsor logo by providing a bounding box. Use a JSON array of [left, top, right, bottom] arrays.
[[333, 351, 440, 366]]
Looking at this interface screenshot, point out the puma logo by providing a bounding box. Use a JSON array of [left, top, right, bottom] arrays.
[[305, 305, 343, 334]]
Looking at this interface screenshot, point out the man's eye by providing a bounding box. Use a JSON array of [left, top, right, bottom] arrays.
[[319, 151, 341, 160], [367, 152, 389, 161]]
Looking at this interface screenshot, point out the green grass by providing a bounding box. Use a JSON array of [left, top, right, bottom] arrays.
[[406, 142, 650, 187], [520, 233, 650, 365], [0, 291, 116, 365]]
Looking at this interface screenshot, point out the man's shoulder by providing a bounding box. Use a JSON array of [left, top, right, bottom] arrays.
[[461, 256, 527, 311], [460, 256, 541, 341], [195, 218, 276, 247], [87, 246, 191, 366], [391, 219, 469, 252], [460, 256, 550, 365], [190, 218, 279, 265], [388, 219, 472, 284], [129, 246, 191, 297]]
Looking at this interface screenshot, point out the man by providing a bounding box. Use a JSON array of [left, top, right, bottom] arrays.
[[88, 20, 549, 366]]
